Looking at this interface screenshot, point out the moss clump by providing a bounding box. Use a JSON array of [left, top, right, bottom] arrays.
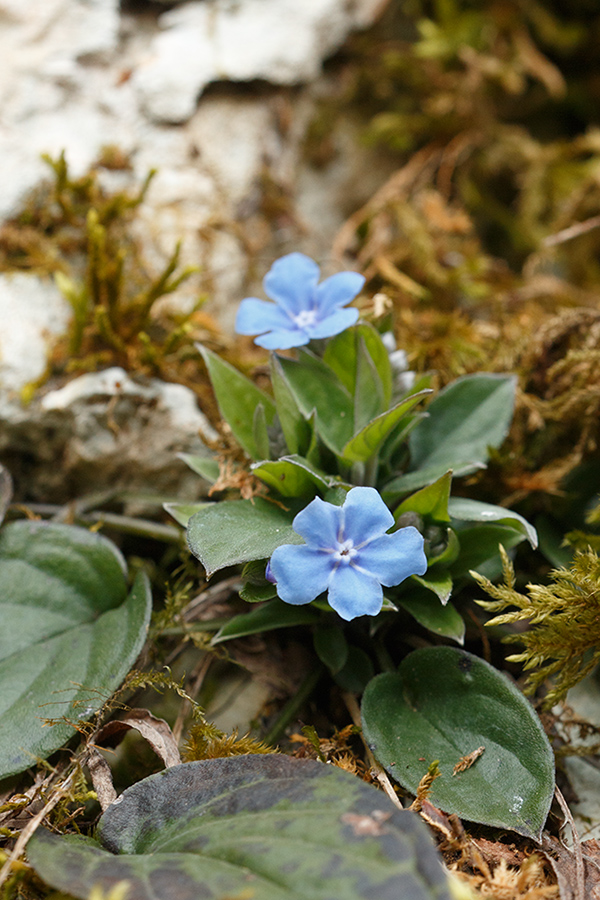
[[0, 152, 222, 413], [475, 546, 600, 707]]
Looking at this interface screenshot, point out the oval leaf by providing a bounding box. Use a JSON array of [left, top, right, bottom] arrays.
[[28, 756, 452, 900], [198, 344, 276, 459], [448, 497, 538, 548], [408, 374, 517, 475], [212, 599, 319, 643], [396, 592, 464, 644], [186, 498, 303, 577], [361, 647, 554, 841], [0, 521, 152, 779]]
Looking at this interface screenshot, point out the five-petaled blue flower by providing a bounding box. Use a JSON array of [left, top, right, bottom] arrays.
[[235, 252, 364, 349], [269, 487, 427, 621]]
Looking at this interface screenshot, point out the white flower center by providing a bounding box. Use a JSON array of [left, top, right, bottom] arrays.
[[333, 538, 357, 564], [294, 309, 318, 329]]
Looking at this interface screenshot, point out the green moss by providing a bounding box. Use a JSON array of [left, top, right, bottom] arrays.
[[0, 152, 220, 412]]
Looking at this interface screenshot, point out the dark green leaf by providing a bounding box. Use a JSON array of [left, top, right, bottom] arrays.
[[448, 497, 537, 548], [186, 498, 303, 577], [411, 568, 453, 605], [427, 528, 460, 567], [212, 599, 319, 642], [323, 323, 392, 407], [395, 472, 452, 524], [334, 646, 375, 693], [408, 374, 517, 475], [251, 455, 339, 499], [354, 335, 386, 430], [164, 502, 210, 528], [450, 524, 526, 578], [239, 581, 279, 603], [361, 648, 554, 841], [341, 391, 431, 464], [253, 403, 271, 460], [313, 625, 349, 674], [0, 521, 151, 779], [198, 344, 275, 459], [383, 462, 483, 499], [270, 355, 311, 455], [28, 756, 452, 900], [397, 591, 464, 643], [178, 453, 220, 484], [276, 353, 355, 455]]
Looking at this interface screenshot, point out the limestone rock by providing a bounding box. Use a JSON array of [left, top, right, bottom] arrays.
[[0, 366, 216, 503], [134, 0, 388, 124], [0, 273, 72, 397]]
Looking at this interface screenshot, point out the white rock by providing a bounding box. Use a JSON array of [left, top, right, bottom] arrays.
[[134, 0, 387, 124], [0, 368, 216, 501], [0, 273, 72, 394]]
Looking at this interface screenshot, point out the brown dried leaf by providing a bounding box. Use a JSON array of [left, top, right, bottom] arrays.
[[95, 708, 181, 769], [541, 835, 600, 900], [87, 749, 117, 811]]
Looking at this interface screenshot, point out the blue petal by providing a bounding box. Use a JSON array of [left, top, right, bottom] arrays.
[[306, 307, 359, 340], [315, 272, 365, 316], [263, 253, 320, 315], [342, 487, 394, 546], [356, 526, 427, 587], [254, 328, 310, 350], [235, 298, 293, 336], [292, 495, 342, 548], [327, 564, 383, 620], [269, 544, 333, 605]]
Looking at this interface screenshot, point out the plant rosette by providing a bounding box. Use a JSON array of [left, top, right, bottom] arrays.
[[174, 252, 536, 646]]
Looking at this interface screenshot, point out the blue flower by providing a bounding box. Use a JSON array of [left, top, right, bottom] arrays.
[[269, 486, 427, 621], [235, 252, 364, 349]]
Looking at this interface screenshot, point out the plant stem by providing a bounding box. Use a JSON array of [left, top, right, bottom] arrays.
[[263, 663, 325, 747]]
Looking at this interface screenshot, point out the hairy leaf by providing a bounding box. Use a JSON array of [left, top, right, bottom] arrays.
[[0, 521, 151, 778], [28, 756, 452, 900], [361, 648, 554, 841]]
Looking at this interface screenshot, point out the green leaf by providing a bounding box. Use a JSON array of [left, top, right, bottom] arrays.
[[186, 498, 303, 577], [212, 599, 319, 642], [270, 355, 311, 455], [361, 647, 555, 841], [198, 344, 276, 459], [28, 756, 452, 900], [313, 625, 349, 674], [275, 352, 354, 455], [450, 524, 527, 578], [164, 502, 210, 528], [448, 497, 538, 548], [341, 391, 431, 464], [253, 403, 271, 460], [408, 374, 517, 475], [323, 323, 392, 407], [354, 335, 386, 430], [239, 580, 279, 603], [178, 453, 220, 484], [397, 592, 464, 643], [427, 528, 460, 567], [334, 646, 375, 694], [412, 568, 453, 605], [252, 455, 339, 499], [383, 463, 482, 499], [395, 471, 452, 524], [0, 521, 151, 779]]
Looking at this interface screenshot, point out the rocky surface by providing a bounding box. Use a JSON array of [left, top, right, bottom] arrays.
[[0, 367, 215, 502], [0, 0, 392, 500]]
